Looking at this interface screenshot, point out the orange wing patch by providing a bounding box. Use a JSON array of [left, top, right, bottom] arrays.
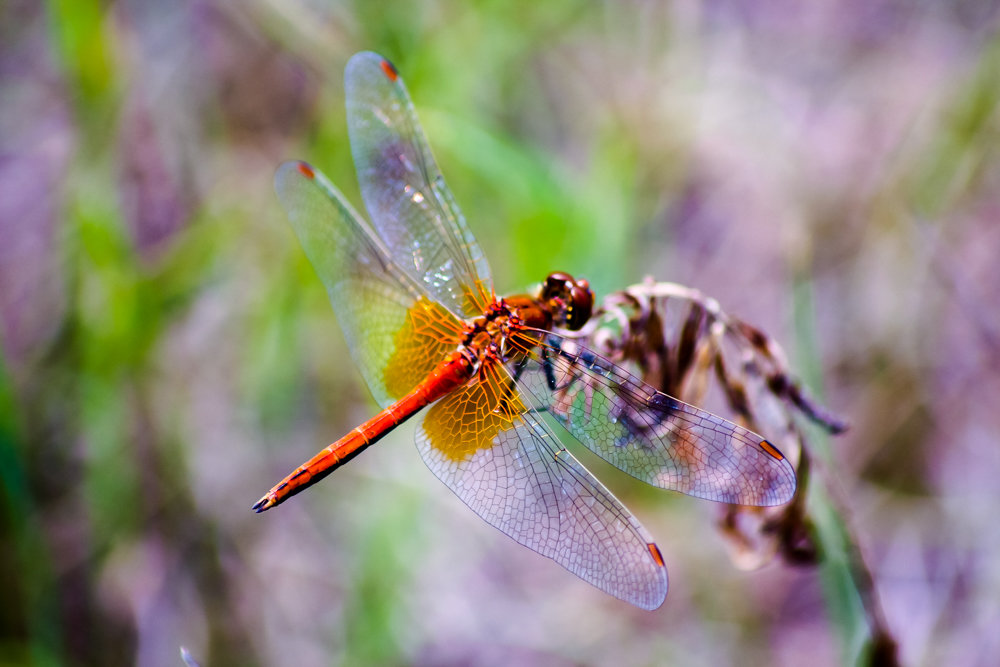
[[423, 360, 526, 462], [461, 280, 495, 318], [383, 298, 464, 400]]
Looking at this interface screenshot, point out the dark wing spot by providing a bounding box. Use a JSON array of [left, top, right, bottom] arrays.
[[647, 393, 680, 415]]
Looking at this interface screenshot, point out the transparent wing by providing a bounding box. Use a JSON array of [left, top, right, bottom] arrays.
[[414, 359, 669, 609], [506, 330, 797, 506], [274, 161, 465, 408], [345, 51, 493, 318]]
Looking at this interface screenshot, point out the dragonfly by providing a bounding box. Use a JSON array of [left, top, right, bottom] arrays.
[[253, 51, 796, 610]]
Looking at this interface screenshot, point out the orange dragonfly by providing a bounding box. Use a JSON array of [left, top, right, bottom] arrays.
[[253, 52, 796, 610]]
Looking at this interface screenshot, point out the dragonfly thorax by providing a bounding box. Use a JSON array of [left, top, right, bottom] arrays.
[[459, 272, 594, 360], [464, 302, 524, 346]]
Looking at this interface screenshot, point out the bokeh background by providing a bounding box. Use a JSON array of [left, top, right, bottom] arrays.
[[2, 1, 999, 665]]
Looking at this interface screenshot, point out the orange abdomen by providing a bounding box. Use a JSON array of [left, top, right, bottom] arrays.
[[253, 352, 472, 512]]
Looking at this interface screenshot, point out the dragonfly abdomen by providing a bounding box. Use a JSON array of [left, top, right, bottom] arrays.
[[253, 351, 473, 512]]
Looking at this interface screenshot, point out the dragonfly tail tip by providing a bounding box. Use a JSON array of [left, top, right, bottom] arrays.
[[251, 496, 274, 513]]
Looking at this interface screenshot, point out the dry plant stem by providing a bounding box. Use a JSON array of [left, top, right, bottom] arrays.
[[582, 279, 895, 665]]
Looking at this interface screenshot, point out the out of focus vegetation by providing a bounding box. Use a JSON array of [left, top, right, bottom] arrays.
[[2, 1, 999, 665]]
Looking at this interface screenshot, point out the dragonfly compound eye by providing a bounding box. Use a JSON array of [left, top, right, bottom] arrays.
[[565, 281, 594, 330], [542, 272, 593, 330], [543, 272, 573, 297]]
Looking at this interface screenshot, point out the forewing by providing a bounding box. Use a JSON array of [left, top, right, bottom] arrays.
[[414, 360, 668, 609], [508, 331, 797, 506], [274, 161, 464, 408], [345, 51, 493, 318]]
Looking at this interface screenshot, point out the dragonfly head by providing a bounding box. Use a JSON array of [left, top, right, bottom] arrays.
[[542, 272, 594, 331]]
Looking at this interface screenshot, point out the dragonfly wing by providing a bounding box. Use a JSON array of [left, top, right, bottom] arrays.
[[274, 161, 465, 409], [413, 360, 668, 609], [345, 51, 493, 318], [507, 332, 797, 506]]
